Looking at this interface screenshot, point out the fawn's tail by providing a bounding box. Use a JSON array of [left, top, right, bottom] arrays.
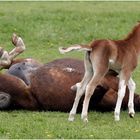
[[59, 44, 92, 54]]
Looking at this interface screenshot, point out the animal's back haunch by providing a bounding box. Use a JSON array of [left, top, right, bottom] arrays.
[[30, 58, 85, 112], [30, 58, 112, 112]]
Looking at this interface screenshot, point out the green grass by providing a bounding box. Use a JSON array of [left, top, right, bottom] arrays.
[[1, 110, 140, 139], [0, 1, 140, 139]]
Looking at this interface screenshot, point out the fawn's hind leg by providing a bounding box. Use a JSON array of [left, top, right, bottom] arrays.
[[81, 52, 109, 122], [68, 52, 93, 121]]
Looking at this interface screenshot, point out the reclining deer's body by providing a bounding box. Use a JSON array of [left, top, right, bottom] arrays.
[[59, 22, 140, 122]]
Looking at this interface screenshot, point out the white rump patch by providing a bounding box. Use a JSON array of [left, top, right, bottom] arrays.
[[63, 67, 75, 73], [109, 59, 115, 64]]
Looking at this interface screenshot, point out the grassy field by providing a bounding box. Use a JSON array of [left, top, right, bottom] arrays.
[[1, 1, 140, 139]]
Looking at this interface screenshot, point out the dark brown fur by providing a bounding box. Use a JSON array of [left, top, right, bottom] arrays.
[[29, 58, 140, 112], [1, 58, 140, 112], [0, 74, 39, 110]]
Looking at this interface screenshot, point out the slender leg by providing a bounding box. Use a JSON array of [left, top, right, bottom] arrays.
[[9, 33, 26, 60], [68, 52, 93, 121], [81, 51, 109, 123], [0, 51, 11, 69], [114, 79, 126, 121], [81, 71, 106, 122], [127, 78, 135, 118], [68, 71, 93, 121], [114, 70, 133, 121]]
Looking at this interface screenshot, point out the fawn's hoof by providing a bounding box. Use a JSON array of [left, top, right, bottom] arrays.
[[129, 112, 135, 118], [12, 33, 19, 46], [68, 114, 75, 122], [81, 115, 88, 123], [114, 112, 120, 121]]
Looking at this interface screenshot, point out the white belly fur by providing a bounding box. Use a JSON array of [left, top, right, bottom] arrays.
[[109, 59, 121, 72]]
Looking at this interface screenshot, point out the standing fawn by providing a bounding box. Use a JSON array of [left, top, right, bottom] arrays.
[[59, 22, 140, 122]]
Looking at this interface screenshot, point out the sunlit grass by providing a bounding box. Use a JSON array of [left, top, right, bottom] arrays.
[[0, 1, 140, 138], [0, 111, 140, 139]]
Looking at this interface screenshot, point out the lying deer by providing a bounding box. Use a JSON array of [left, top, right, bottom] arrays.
[[59, 22, 140, 122], [2, 57, 140, 113]]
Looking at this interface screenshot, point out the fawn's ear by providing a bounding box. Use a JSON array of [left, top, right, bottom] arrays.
[[137, 21, 140, 23]]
